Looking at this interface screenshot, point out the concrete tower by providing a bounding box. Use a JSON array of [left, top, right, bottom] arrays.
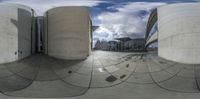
[[44, 6, 92, 60]]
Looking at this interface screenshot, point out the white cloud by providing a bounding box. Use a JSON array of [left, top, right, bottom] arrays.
[[93, 26, 112, 40], [0, 0, 105, 15], [95, 2, 166, 41]]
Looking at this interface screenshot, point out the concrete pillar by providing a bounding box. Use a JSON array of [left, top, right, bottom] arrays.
[[44, 6, 91, 60]]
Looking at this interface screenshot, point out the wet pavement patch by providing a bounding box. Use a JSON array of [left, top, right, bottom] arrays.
[[120, 74, 126, 79], [125, 58, 130, 61], [159, 61, 165, 64], [68, 70, 72, 74], [140, 55, 143, 60], [126, 64, 129, 68], [105, 75, 117, 82]]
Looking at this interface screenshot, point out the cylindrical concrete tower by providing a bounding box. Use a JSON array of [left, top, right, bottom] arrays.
[[0, 3, 35, 64], [44, 6, 92, 60], [157, 3, 200, 64]]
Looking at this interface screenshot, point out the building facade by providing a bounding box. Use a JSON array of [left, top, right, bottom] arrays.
[[0, 3, 35, 64], [146, 3, 200, 64]]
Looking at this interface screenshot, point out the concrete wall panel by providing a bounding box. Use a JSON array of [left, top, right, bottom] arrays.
[[0, 3, 35, 64], [157, 3, 200, 64], [45, 6, 91, 60]]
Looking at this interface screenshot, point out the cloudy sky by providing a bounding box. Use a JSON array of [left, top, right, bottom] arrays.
[[0, 0, 199, 44]]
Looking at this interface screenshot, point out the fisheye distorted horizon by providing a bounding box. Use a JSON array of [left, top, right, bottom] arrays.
[[0, 0, 199, 44]]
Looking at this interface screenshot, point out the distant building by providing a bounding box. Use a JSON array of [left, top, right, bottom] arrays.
[[100, 41, 109, 50], [108, 40, 119, 51], [94, 37, 145, 52], [36, 16, 44, 52], [94, 40, 101, 50], [124, 38, 145, 51]]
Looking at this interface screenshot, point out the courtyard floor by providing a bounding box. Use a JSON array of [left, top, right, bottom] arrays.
[[0, 51, 200, 99]]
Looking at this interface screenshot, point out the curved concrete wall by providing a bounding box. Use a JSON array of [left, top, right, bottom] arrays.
[[0, 3, 35, 64], [44, 6, 91, 60], [157, 3, 200, 64]]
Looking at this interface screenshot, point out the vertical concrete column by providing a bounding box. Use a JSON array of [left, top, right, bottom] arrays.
[[45, 6, 91, 60]]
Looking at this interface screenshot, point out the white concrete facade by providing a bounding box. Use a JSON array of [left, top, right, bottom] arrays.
[[0, 3, 35, 64], [157, 3, 200, 64], [44, 6, 91, 60]]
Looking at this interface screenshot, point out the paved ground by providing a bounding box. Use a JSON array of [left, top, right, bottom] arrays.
[[0, 51, 200, 99]]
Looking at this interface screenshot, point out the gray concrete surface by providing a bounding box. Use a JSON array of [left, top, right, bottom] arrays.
[[149, 3, 200, 64], [0, 51, 200, 98], [0, 3, 35, 64], [44, 6, 91, 60], [146, 3, 200, 64]]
